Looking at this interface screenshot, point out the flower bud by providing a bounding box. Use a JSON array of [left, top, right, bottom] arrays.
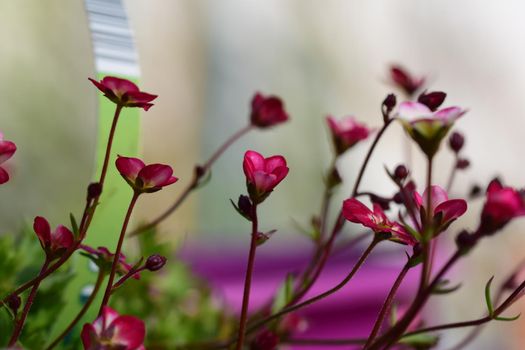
[[382, 93, 397, 122], [87, 182, 103, 200], [7, 294, 21, 315], [469, 184, 482, 198], [449, 132, 465, 153], [250, 93, 289, 128], [455, 230, 478, 252], [393, 192, 404, 204], [394, 164, 408, 181], [250, 329, 279, 350], [145, 254, 167, 271], [417, 91, 446, 111]]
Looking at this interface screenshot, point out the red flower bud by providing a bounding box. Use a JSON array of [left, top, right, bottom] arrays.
[[116, 156, 178, 193], [449, 131, 465, 153], [389, 65, 425, 97], [394, 164, 409, 181], [417, 91, 446, 111], [145, 254, 167, 271], [479, 180, 525, 235], [87, 182, 103, 200], [250, 329, 279, 350], [89, 76, 157, 111], [250, 93, 289, 128], [326, 115, 371, 155], [456, 158, 470, 169], [382, 93, 397, 122], [243, 150, 289, 204]]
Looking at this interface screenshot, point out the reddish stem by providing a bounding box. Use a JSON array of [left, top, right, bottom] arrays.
[[98, 192, 140, 314], [8, 258, 51, 346], [98, 104, 123, 186], [235, 204, 259, 350]]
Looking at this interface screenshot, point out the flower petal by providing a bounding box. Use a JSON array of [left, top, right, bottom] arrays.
[[243, 150, 265, 183], [342, 198, 374, 227], [422, 186, 449, 213], [110, 315, 145, 348], [80, 323, 98, 349], [101, 306, 120, 330], [0, 167, 9, 185], [138, 164, 175, 188], [433, 106, 466, 123], [0, 140, 16, 164], [33, 216, 51, 248], [116, 156, 145, 183], [52, 225, 75, 250], [396, 101, 432, 121], [265, 155, 287, 173], [101, 76, 140, 96], [435, 199, 467, 222]]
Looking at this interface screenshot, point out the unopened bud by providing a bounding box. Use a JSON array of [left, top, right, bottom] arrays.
[[456, 158, 470, 169], [394, 164, 408, 181], [382, 93, 397, 122], [145, 254, 167, 271], [87, 182, 102, 200], [449, 132, 465, 153], [7, 294, 21, 315], [455, 230, 478, 252], [417, 91, 446, 111]]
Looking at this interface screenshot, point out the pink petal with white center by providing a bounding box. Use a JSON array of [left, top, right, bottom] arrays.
[[110, 315, 145, 348], [264, 155, 287, 173], [0, 167, 9, 184], [435, 199, 468, 222], [138, 163, 176, 188], [421, 186, 449, 213], [0, 140, 16, 164], [396, 101, 432, 121], [342, 198, 374, 227], [434, 106, 466, 123], [372, 203, 388, 222], [53, 225, 75, 250], [34, 216, 51, 247], [116, 156, 145, 183]]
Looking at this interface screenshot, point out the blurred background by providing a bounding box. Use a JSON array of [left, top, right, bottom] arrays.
[[2, 0, 525, 349]]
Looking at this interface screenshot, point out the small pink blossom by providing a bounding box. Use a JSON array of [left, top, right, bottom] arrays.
[[250, 93, 289, 128], [89, 76, 157, 111], [342, 198, 416, 246], [396, 101, 467, 157], [243, 150, 289, 203], [33, 216, 74, 259], [0, 133, 16, 185], [389, 65, 425, 97], [80, 245, 140, 279], [326, 115, 371, 155], [479, 180, 525, 235], [116, 156, 178, 193], [81, 306, 145, 350], [413, 186, 467, 234]]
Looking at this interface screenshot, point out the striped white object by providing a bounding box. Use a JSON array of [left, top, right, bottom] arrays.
[[85, 0, 140, 77]]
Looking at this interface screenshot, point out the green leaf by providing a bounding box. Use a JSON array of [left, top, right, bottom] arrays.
[[399, 333, 439, 348], [271, 274, 295, 314], [432, 279, 462, 295], [495, 313, 521, 322], [485, 276, 495, 317], [69, 213, 79, 238]]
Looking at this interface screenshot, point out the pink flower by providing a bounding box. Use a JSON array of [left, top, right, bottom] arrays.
[[243, 150, 289, 203], [250, 93, 289, 128], [80, 245, 140, 279], [396, 101, 467, 158], [326, 115, 371, 155], [0, 133, 17, 185], [479, 180, 525, 235], [116, 156, 178, 193], [342, 198, 416, 246], [81, 306, 145, 350], [33, 216, 75, 259], [89, 76, 157, 111], [389, 65, 425, 97], [413, 186, 467, 234]]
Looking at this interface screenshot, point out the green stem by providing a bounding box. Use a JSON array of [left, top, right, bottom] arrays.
[[45, 270, 105, 350]]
